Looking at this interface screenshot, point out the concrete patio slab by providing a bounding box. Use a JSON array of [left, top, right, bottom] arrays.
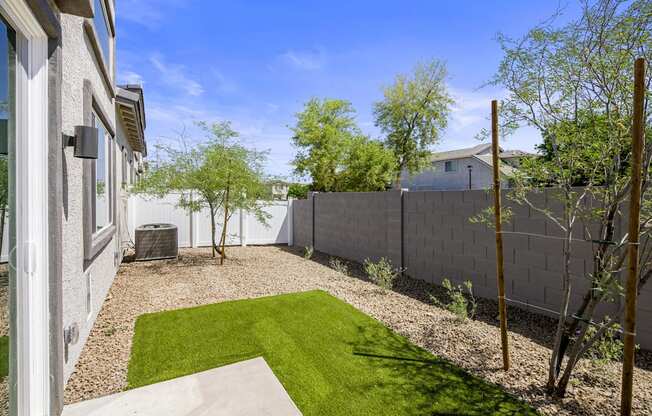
[[62, 357, 302, 416]]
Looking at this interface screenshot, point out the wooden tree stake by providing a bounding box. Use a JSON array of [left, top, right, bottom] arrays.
[[491, 100, 510, 371], [621, 57, 646, 416]]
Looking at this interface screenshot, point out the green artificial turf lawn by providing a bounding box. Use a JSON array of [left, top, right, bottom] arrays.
[[0, 336, 7, 378], [128, 290, 537, 415]]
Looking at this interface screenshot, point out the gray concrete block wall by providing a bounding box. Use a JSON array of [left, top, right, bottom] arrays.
[[292, 188, 652, 350], [313, 191, 402, 267], [292, 197, 313, 249]]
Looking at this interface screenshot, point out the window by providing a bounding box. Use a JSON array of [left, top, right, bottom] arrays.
[[121, 149, 127, 188], [93, 0, 111, 65], [444, 160, 458, 172], [93, 112, 112, 232]]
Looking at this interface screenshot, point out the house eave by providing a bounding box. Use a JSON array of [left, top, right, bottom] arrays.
[[116, 86, 147, 156]]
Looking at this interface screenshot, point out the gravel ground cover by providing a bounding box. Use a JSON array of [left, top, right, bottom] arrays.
[[64, 246, 652, 415]]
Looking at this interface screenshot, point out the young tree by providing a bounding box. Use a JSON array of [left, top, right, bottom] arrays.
[[374, 59, 453, 186], [338, 136, 396, 192], [290, 98, 397, 192], [490, 0, 651, 396], [0, 156, 7, 256], [291, 98, 359, 192], [134, 121, 270, 264]]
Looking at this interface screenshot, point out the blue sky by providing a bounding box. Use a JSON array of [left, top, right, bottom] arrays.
[[115, 0, 581, 179]]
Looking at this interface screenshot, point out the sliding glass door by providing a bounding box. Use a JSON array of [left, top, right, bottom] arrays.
[[0, 1, 50, 415]]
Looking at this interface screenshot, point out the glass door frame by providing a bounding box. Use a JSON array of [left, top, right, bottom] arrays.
[[0, 1, 49, 415]]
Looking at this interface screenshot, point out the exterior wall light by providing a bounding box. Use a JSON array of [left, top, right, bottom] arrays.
[[0, 119, 7, 155], [63, 125, 99, 159]]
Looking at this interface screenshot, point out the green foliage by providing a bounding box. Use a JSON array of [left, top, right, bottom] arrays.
[[468, 205, 513, 230], [374, 59, 453, 183], [303, 245, 314, 260], [363, 257, 400, 291], [290, 98, 359, 192], [128, 290, 537, 415], [288, 183, 311, 199], [96, 180, 106, 196], [431, 279, 477, 323], [584, 323, 626, 365], [329, 257, 349, 276], [490, 0, 652, 395], [133, 121, 270, 260], [0, 336, 7, 379], [290, 98, 396, 192], [338, 136, 395, 192], [0, 156, 7, 210]]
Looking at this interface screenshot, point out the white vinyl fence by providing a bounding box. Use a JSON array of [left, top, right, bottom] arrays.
[[127, 194, 293, 248]]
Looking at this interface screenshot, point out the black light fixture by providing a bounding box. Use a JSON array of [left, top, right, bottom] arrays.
[[0, 119, 8, 155], [63, 126, 99, 159], [467, 165, 473, 190]]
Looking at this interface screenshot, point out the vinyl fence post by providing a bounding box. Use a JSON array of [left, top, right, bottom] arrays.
[[240, 207, 247, 247], [621, 57, 646, 416], [401, 188, 408, 274], [311, 192, 317, 250], [287, 198, 294, 246], [189, 192, 196, 248]]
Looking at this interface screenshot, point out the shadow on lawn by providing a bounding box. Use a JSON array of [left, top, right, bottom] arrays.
[[280, 245, 652, 371], [349, 324, 538, 415]]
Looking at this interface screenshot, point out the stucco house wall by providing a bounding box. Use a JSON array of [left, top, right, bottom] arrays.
[[60, 1, 120, 382], [402, 156, 509, 191]]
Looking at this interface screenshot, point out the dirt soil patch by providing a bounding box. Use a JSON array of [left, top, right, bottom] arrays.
[[64, 246, 652, 416]]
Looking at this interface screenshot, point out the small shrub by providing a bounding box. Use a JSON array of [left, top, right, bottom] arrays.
[[102, 326, 117, 337], [584, 322, 638, 365], [364, 257, 399, 291], [303, 245, 314, 259], [329, 257, 349, 276], [431, 279, 477, 322]]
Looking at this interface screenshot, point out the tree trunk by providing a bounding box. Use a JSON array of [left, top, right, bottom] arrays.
[[547, 217, 574, 393], [0, 207, 5, 258], [219, 182, 231, 266], [209, 204, 217, 258]]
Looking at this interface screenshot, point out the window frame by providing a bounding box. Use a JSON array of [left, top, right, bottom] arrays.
[[444, 160, 458, 173], [92, 0, 111, 67], [82, 79, 116, 264], [83, 0, 115, 96], [92, 111, 112, 234]]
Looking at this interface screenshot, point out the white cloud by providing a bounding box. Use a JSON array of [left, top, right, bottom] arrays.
[[279, 49, 325, 71], [118, 70, 145, 85], [211, 68, 238, 94], [440, 86, 541, 153], [150, 53, 204, 96], [116, 0, 188, 29]]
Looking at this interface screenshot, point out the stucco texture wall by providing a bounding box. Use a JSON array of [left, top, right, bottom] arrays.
[[402, 157, 508, 191], [60, 12, 118, 382]]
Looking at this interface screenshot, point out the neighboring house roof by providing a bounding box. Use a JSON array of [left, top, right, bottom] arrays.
[[473, 154, 518, 177], [429, 143, 533, 178], [500, 149, 534, 159], [430, 143, 492, 162], [116, 84, 147, 156]]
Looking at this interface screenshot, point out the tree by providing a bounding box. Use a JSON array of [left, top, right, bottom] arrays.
[[338, 136, 395, 192], [374, 59, 453, 186], [0, 156, 7, 257], [287, 183, 310, 199], [490, 0, 652, 397], [291, 98, 359, 192], [134, 121, 270, 264], [290, 98, 397, 192]]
